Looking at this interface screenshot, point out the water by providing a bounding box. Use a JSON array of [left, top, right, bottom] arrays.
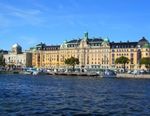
[[0, 75, 150, 116]]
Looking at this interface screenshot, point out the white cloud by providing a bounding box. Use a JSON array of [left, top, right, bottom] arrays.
[[0, 3, 46, 27]]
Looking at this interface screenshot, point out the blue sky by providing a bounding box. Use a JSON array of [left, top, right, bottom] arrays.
[[0, 0, 150, 50]]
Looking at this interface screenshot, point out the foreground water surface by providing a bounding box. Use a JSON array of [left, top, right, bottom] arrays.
[[0, 74, 150, 115]]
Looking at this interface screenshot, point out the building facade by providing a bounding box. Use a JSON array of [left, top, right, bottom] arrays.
[[31, 33, 150, 70], [4, 44, 32, 68]]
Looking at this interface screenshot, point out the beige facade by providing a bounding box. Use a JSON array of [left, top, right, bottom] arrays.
[[4, 44, 32, 68], [31, 33, 150, 71]]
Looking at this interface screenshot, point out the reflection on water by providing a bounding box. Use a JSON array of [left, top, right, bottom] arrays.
[[0, 74, 150, 115]]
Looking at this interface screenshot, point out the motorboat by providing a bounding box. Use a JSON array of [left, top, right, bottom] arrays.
[[102, 69, 117, 78]]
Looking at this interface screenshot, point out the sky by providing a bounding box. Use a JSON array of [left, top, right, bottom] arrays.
[[0, 0, 150, 50]]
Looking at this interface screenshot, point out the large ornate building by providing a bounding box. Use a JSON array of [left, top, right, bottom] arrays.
[[31, 33, 150, 70], [4, 44, 32, 68]]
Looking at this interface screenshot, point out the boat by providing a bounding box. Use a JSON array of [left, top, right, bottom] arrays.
[[102, 69, 117, 78], [22, 71, 32, 75]]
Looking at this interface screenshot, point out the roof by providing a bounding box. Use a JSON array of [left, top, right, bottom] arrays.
[[88, 38, 103, 43], [12, 43, 21, 48], [66, 38, 103, 44], [110, 42, 138, 48], [67, 39, 81, 44], [36, 42, 46, 47], [138, 37, 149, 47], [44, 45, 60, 50], [143, 43, 150, 48], [0, 50, 8, 54], [138, 37, 148, 43]]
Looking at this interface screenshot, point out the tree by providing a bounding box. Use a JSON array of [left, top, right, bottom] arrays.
[[0, 54, 6, 67], [115, 56, 129, 72], [140, 57, 150, 71], [64, 57, 79, 71]]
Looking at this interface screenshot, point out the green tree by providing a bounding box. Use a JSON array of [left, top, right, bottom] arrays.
[[0, 54, 6, 67], [64, 57, 79, 71], [115, 56, 129, 72], [140, 57, 150, 71]]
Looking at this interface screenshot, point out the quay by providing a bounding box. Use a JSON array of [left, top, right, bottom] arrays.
[[1, 69, 150, 79], [117, 74, 150, 79], [53, 72, 99, 77]]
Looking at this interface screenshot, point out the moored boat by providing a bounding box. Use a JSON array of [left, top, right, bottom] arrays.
[[101, 69, 117, 78]]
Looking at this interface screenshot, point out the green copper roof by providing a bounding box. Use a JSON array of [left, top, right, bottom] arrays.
[[84, 32, 88, 40], [64, 40, 67, 44], [30, 47, 36, 51], [143, 43, 150, 48], [103, 37, 110, 42]]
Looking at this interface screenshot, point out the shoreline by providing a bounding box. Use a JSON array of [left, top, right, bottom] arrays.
[[117, 74, 150, 79], [1, 71, 150, 79]]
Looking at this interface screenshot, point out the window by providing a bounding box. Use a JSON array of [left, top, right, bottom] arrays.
[[131, 58, 134, 64], [112, 54, 115, 57], [131, 53, 134, 57], [131, 49, 134, 52], [112, 58, 115, 64]]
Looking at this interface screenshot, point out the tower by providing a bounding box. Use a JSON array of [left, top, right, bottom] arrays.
[[12, 43, 22, 54], [84, 32, 88, 40]]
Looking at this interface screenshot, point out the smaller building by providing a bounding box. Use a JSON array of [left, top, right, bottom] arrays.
[[0, 49, 8, 55], [3, 44, 32, 68]]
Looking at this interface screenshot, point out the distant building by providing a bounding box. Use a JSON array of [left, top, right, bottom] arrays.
[[0, 49, 8, 54], [31, 33, 150, 70], [110, 37, 150, 70], [3, 44, 32, 68]]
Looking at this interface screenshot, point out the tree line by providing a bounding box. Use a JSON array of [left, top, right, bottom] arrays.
[[115, 56, 150, 71], [0, 54, 5, 67], [65, 56, 150, 71]]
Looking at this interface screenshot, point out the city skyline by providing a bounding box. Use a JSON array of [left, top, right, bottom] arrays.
[[0, 0, 150, 50]]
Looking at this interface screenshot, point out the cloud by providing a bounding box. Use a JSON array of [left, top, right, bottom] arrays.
[[0, 2, 46, 27]]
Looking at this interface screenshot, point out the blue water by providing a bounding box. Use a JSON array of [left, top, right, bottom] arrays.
[[0, 75, 150, 115]]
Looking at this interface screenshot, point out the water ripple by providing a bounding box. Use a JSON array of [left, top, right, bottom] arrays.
[[0, 75, 150, 115]]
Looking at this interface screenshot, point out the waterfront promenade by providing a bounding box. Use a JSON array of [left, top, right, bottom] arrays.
[[117, 74, 150, 79], [1, 68, 150, 79]]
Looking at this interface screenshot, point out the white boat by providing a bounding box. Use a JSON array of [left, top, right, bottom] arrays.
[[22, 71, 32, 75], [32, 71, 39, 75], [102, 69, 117, 78]]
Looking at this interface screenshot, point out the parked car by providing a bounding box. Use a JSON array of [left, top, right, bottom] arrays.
[[127, 70, 133, 74], [131, 70, 148, 75]]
